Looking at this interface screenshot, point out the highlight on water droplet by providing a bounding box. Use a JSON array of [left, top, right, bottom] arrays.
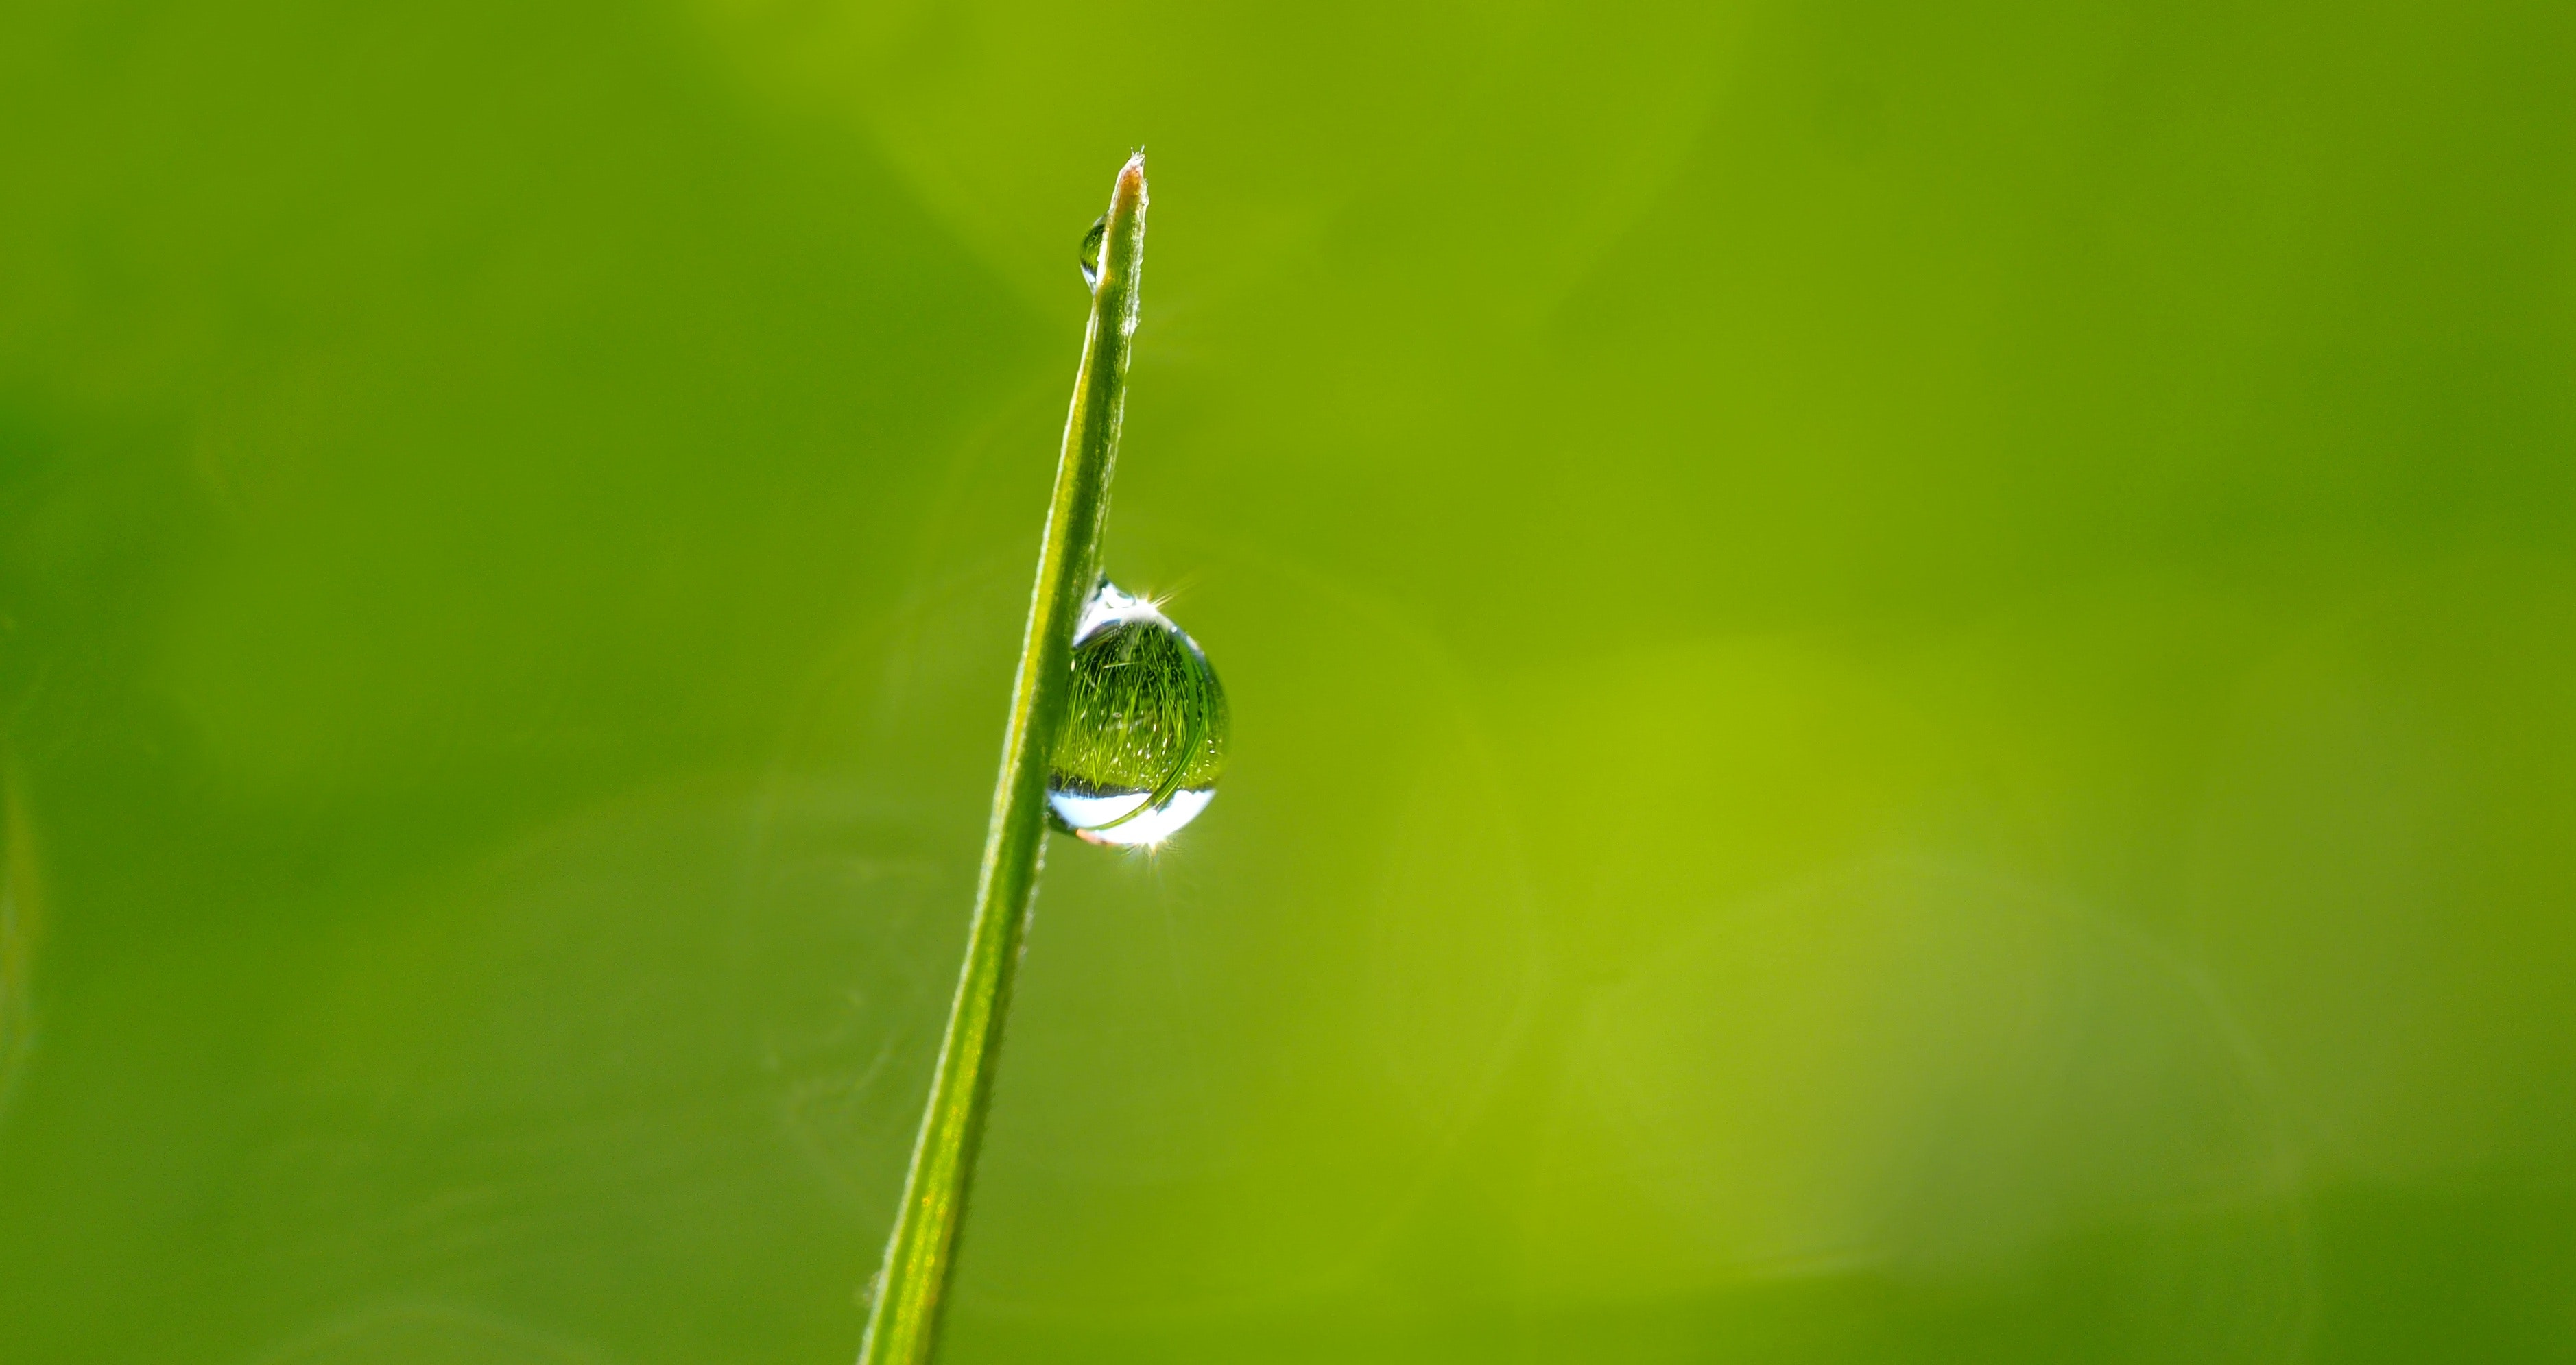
[[1079, 215, 1107, 290], [1047, 582, 1228, 847]]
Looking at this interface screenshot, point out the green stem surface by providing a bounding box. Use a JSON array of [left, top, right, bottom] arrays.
[[855, 152, 1149, 1365]]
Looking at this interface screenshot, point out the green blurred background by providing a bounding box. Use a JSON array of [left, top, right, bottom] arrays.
[[4, 0, 2574, 1360]]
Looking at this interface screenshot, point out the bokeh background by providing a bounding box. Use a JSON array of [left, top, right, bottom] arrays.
[[5, 0, 2575, 1360]]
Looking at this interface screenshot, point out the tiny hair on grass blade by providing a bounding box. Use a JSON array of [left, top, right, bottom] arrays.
[[854, 152, 1149, 1365]]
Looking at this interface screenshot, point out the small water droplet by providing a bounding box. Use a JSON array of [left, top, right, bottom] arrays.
[[1048, 582, 1228, 847], [1079, 215, 1106, 289]]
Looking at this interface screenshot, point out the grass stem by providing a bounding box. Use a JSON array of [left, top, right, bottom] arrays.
[[855, 152, 1149, 1365]]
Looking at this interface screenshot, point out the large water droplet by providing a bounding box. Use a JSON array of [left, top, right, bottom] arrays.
[[1048, 582, 1228, 847], [1079, 215, 1106, 290]]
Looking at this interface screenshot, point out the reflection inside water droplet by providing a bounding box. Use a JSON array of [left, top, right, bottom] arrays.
[[1047, 582, 1228, 847], [1079, 216, 1106, 290]]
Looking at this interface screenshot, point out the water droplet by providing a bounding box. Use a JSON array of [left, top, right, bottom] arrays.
[[1048, 582, 1228, 847], [1079, 215, 1106, 290]]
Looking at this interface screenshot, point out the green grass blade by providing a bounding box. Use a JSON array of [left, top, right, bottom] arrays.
[[854, 152, 1149, 1365]]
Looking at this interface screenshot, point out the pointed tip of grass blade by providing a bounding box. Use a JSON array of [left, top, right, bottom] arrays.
[[1118, 151, 1147, 205]]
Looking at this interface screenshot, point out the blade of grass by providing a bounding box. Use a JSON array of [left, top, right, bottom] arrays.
[[855, 152, 1149, 1365]]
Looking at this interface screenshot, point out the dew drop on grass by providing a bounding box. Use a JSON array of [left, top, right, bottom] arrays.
[[1047, 582, 1228, 847], [1079, 215, 1106, 289]]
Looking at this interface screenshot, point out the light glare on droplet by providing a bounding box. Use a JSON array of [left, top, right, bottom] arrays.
[[1048, 788, 1215, 847]]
